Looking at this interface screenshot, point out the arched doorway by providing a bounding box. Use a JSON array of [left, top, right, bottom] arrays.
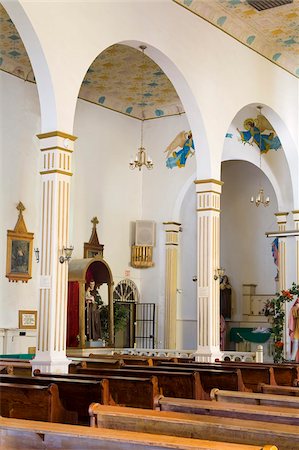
[[113, 279, 139, 348]]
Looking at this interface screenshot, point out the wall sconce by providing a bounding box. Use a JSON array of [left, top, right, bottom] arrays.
[[34, 248, 40, 263], [214, 267, 225, 280], [59, 245, 74, 264], [192, 276, 197, 282]]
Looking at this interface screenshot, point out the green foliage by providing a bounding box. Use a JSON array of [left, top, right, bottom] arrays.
[[100, 302, 130, 342], [263, 283, 299, 363]]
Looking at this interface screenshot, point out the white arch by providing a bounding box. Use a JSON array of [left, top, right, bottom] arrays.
[[222, 103, 297, 211], [2, 1, 56, 132]]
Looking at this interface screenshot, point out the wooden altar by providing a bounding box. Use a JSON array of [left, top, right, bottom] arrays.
[[66, 257, 114, 348]]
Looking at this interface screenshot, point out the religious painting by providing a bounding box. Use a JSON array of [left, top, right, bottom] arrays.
[[237, 112, 281, 153], [164, 130, 195, 169], [18, 310, 37, 329], [6, 202, 34, 283]]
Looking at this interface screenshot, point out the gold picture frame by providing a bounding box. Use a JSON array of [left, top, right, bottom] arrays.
[[6, 202, 34, 283], [18, 310, 37, 329]]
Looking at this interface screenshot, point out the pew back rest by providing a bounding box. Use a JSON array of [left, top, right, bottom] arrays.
[[211, 388, 299, 408], [0, 382, 74, 423]]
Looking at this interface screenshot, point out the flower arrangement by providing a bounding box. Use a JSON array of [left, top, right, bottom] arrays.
[[263, 283, 299, 363]]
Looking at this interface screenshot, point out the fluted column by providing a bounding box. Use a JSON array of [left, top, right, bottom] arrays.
[[163, 222, 181, 349], [31, 131, 76, 374], [293, 211, 299, 284], [275, 212, 289, 291], [194, 179, 223, 362]]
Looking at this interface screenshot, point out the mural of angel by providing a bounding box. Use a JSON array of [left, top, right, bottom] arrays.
[[164, 130, 195, 169], [237, 113, 281, 153]]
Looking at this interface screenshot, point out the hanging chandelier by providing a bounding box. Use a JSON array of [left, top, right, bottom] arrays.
[[129, 45, 153, 171], [250, 106, 270, 207]]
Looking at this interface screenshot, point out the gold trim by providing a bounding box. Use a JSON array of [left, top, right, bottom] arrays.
[[194, 179, 223, 186], [275, 212, 289, 216], [292, 210, 299, 215], [40, 146, 73, 153], [197, 189, 222, 194], [196, 207, 221, 212], [172, 1, 297, 79], [163, 222, 181, 226], [40, 170, 73, 176], [37, 131, 77, 141]]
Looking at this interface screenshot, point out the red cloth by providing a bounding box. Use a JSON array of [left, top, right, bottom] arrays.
[[66, 281, 79, 347]]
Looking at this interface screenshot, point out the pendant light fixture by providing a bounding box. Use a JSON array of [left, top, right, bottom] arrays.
[[250, 106, 270, 207], [129, 45, 153, 171]]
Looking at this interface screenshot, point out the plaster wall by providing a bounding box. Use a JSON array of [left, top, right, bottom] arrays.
[[0, 71, 40, 328], [3, 1, 298, 184]]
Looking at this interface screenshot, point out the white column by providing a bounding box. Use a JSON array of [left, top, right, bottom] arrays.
[[194, 179, 223, 362], [293, 210, 299, 284], [31, 131, 76, 374], [275, 212, 289, 291], [163, 222, 181, 349]]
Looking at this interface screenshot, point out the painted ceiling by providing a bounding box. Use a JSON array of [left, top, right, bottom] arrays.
[[0, 1, 298, 120]]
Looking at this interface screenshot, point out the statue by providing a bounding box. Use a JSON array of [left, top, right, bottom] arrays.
[[220, 275, 232, 319], [85, 280, 102, 341], [289, 297, 299, 362]]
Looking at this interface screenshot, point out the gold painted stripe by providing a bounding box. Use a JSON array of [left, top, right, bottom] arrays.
[[40, 146, 73, 153], [163, 221, 181, 226], [37, 131, 77, 140], [172, 1, 297, 79], [40, 169, 73, 176], [194, 179, 223, 186], [292, 210, 299, 215], [275, 212, 289, 216], [197, 207, 221, 212]]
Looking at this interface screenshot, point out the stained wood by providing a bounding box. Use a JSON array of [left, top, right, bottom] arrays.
[[89, 403, 292, 449], [211, 388, 299, 408], [0, 416, 276, 450]]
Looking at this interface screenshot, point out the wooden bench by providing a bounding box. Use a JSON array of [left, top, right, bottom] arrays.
[[35, 371, 160, 409], [0, 416, 276, 450], [155, 395, 299, 425], [69, 357, 125, 371], [0, 373, 108, 424], [74, 366, 202, 399], [258, 383, 299, 396], [157, 361, 275, 392], [0, 360, 32, 376], [211, 388, 299, 408], [89, 403, 290, 449], [0, 382, 77, 423], [89, 353, 154, 366]]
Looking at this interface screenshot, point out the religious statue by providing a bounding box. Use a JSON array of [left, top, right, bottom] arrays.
[[85, 280, 103, 341], [288, 297, 299, 362], [220, 275, 232, 319]]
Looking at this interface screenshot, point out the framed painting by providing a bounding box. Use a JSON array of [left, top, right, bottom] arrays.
[[18, 310, 37, 329], [6, 202, 34, 283]]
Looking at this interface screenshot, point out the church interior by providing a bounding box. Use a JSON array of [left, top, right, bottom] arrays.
[[0, 0, 299, 448]]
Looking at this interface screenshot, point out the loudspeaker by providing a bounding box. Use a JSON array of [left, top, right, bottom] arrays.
[[135, 220, 156, 246]]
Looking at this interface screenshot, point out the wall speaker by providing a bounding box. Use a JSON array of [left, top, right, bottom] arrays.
[[135, 220, 156, 246]]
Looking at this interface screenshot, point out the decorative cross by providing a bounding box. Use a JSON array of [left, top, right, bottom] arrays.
[[91, 217, 99, 228], [16, 201, 25, 216]]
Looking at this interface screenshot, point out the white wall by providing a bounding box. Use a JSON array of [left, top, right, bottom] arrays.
[[0, 72, 41, 328], [220, 160, 278, 320]]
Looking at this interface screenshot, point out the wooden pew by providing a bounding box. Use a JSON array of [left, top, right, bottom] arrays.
[[211, 388, 299, 408], [0, 416, 277, 450], [155, 395, 299, 425], [258, 383, 299, 396], [89, 403, 290, 449], [35, 371, 160, 409], [69, 357, 125, 370], [89, 353, 154, 366], [0, 360, 32, 376], [115, 364, 246, 397], [73, 366, 202, 399], [0, 382, 77, 423], [156, 361, 275, 392], [0, 373, 108, 424]]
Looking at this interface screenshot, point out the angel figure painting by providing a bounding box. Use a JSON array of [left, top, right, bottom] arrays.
[[164, 130, 195, 169], [237, 113, 281, 153]]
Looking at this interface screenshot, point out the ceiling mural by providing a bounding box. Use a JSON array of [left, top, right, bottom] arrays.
[[78, 44, 183, 120], [0, 1, 298, 123], [164, 131, 195, 169], [237, 113, 282, 152], [174, 0, 299, 77]]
